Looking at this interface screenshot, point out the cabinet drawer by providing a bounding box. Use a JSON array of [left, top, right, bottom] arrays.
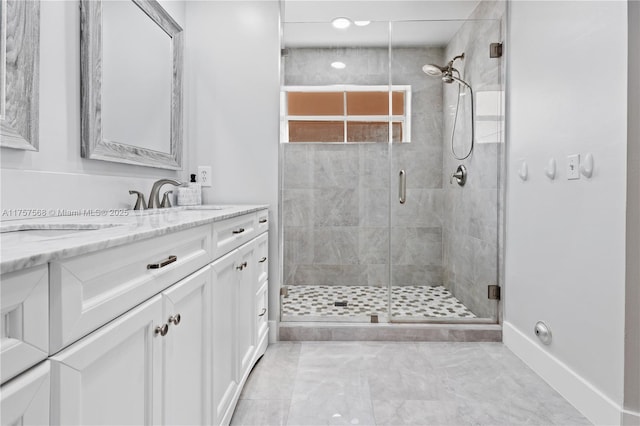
[[255, 281, 268, 342], [256, 209, 269, 234], [49, 224, 212, 353], [1, 265, 49, 384], [255, 232, 268, 286], [212, 213, 257, 259]]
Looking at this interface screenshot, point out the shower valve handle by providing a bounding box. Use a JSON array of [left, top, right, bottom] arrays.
[[451, 165, 467, 186]]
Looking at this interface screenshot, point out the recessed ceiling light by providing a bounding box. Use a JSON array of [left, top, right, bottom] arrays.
[[354, 20, 371, 27], [331, 17, 351, 29], [331, 61, 346, 69]]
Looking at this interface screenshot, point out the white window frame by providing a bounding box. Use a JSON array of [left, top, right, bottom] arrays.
[[280, 85, 412, 143]]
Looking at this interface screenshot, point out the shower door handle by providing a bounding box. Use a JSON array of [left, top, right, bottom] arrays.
[[399, 170, 406, 204]]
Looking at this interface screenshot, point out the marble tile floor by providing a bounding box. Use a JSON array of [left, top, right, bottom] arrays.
[[231, 342, 591, 426], [282, 285, 476, 322]]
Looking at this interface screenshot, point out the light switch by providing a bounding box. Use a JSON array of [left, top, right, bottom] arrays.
[[567, 155, 580, 180]]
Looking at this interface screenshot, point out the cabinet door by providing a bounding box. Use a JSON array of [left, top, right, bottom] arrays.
[[51, 296, 163, 426], [1, 265, 48, 384], [162, 267, 212, 426], [0, 361, 50, 426], [236, 242, 256, 381], [211, 251, 239, 425]]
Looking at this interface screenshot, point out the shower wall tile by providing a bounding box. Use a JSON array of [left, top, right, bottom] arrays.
[[391, 227, 442, 265], [392, 189, 444, 228], [391, 265, 443, 286], [358, 227, 389, 265], [358, 144, 389, 189], [312, 146, 360, 189], [284, 227, 314, 265], [290, 265, 367, 286], [358, 188, 389, 227], [393, 146, 443, 189], [283, 144, 314, 189], [313, 227, 359, 265], [312, 188, 359, 226], [282, 189, 313, 227], [366, 264, 389, 287]]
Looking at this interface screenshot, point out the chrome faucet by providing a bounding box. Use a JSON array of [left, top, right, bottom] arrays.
[[148, 179, 182, 209]]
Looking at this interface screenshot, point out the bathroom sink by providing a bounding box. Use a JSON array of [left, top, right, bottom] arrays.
[[0, 224, 123, 240]]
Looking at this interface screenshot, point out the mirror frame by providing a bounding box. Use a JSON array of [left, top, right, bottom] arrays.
[[80, 0, 183, 170], [0, 0, 40, 151]]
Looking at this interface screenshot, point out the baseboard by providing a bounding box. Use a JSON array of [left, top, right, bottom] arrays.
[[503, 321, 623, 425], [268, 320, 278, 343]]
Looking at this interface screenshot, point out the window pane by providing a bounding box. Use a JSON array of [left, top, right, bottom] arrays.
[[288, 92, 343, 116], [346, 92, 388, 115], [391, 122, 403, 142], [391, 91, 405, 115], [346, 121, 389, 142], [289, 121, 344, 142]]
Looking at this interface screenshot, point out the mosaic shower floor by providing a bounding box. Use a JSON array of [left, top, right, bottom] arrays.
[[281, 285, 476, 322]]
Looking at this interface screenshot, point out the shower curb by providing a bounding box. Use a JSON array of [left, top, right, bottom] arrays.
[[278, 322, 502, 342]]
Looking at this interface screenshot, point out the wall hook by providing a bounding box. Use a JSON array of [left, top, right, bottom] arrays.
[[518, 160, 528, 181], [580, 153, 594, 178], [545, 158, 556, 180]]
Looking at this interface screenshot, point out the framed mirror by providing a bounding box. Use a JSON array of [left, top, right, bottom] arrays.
[[80, 0, 183, 170], [0, 0, 40, 151]]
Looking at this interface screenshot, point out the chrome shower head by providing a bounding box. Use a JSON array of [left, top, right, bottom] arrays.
[[422, 63, 446, 77], [422, 52, 466, 81]]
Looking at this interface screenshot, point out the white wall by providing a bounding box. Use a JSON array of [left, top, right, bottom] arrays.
[[505, 2, 628, 424], [0, 0, 187, 214], [184, 1, 280, 327]]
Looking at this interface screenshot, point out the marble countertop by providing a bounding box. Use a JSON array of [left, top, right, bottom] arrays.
[[0, 205, 268, 274]]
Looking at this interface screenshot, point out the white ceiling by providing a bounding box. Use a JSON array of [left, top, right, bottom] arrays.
[[283, 0, 481, 47]]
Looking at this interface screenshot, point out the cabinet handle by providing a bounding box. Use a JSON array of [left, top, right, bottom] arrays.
[[258, 308, 267, 317], [232, 228, 245, 234], [168, 314, 181, 326], [147, 255, 177, 269], [259, 257, 267, 263], [236, 261, 248, 271], [155, 324, 169, 336], [259, 219, 267, 224]]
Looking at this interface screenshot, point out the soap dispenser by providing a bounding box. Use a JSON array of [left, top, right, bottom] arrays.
[[177, 174, 202, 206], [188, 173, 202, 205]]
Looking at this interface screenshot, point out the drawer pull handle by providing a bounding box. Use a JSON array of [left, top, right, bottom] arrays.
[[155, 324, 169, 336], [236, 261, 248, 271], [259, 219, 267, 224], [168, 314, 181, 326], [147, 255, 177, 269], [258, 308, 267, 317], [259, 257, 267, 263], [232, 228, 245, 234]]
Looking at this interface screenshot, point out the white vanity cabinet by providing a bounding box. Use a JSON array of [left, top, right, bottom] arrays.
[[212, 216, 269, 425], [0, 207, 268, 426], [50, 266, 213, 426]]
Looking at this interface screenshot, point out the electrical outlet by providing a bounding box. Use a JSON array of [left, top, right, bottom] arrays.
[[567, 155, 580, 180], [197, 166, 212, 187]]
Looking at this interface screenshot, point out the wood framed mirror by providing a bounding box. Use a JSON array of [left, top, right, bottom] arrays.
[[80, 0, 183, 170], [0, 0, 40, 151]]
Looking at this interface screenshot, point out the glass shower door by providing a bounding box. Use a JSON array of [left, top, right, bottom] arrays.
[[388, 19, 504, 323], [279, 21, 392, 323]]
